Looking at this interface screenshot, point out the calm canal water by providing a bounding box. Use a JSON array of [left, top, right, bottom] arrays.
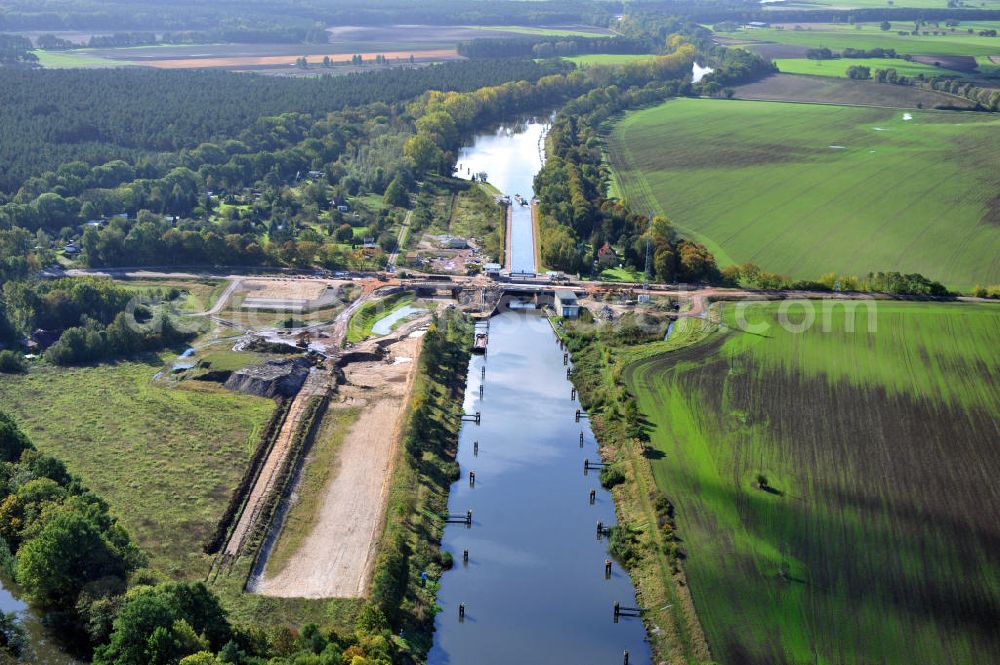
[[428, 311, 651, 665], [455, 119, 545, 274], [0, 577, 78, 664]]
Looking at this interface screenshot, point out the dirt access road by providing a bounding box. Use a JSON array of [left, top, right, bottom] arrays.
[[224, 370, 330, 557], [257, 333, 423, 597]]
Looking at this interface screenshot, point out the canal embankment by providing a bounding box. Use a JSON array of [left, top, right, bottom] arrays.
[[558, 316, 714, 664]]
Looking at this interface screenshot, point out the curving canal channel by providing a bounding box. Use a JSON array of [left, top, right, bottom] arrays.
[[431, 123, 651, 664]]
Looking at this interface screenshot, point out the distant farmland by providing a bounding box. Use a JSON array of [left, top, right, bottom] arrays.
[[774, 56, 969, 79], [624, 301, 1000, 665], [717, 23, 1000, 58], [606, 97, 1000, 289]]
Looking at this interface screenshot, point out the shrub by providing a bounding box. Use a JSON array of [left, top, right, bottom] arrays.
[[600, 464, 626, 489], [0, 350, 24, 374]]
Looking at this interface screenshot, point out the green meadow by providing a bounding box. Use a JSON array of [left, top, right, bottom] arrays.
[[775, 56, 966, 78], [564, 53, 656, 67], [0, 354, 275, 578], [607, 97, 1000, 289], [32, 49, 133, 68], [346, 290, 416, 342], [623, 301, 1000, 664], [718, 24, 1000, 57]]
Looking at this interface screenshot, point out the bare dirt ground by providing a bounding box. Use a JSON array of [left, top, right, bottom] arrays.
[[732, 73, 976, 108], [257, 334, 423, 598], [223, 370, 331, 557]]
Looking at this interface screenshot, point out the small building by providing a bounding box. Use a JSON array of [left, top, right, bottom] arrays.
[[63, 243, 81, 256], [484, 263, 502, 278], [597, 243, 619, 269], [747, 21, 770, 28], [554, 289, 580, 318]]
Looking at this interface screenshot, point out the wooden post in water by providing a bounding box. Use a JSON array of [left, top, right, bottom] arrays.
[[623, 650, 629, 665], [481, 365, 485, 378], [563, 352, 568, 365], [579, 431, 585, 446], [459, 603, 465, 621], [473, 440, 479, 456], [613, 601, 620, 623], [584, 458, 590, 473], [479, 384, 484, 398], [465, 510, 472, 527], [469, 471, 476, 486], [605, 559, 612, 578], [575, 409, 581, 422], [566, 367, 571, 379], [463, 549, 469, 564], [571, 387, 576, 400], [590, 489, 596, 504]]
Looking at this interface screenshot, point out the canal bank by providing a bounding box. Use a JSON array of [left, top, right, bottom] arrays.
[[456, 118, 546, 275], [559, 317, 714, 664], [429, 311, 652, 664]]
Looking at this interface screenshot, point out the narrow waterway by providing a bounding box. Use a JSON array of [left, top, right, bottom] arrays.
[[455, 119, 546, 274], [429, 312, 651, 664], [0, 577, 78, 664]]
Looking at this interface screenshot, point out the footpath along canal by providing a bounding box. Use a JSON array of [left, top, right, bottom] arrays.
[[430, 120, 651, 664]]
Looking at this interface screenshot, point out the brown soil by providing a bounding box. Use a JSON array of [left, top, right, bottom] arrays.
[[732, 73, 976, 109], [223, 370, 330, 557], [910, 54, 979, 72], [256, 334, 423, 598]]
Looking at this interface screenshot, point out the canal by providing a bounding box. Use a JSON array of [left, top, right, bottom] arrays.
[[0, 577, 78, 664], [432, 115, 650, 665], [455, 118, 545, 274], [429, 312, 651, 664]]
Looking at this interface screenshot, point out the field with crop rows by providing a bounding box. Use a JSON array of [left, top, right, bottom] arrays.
[[623, 301, 1000, 664], [607, 97, 1000, 289]]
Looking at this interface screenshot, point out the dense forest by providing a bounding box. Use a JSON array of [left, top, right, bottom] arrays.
[[0, 0, 618, 32], [0, 59, 568, 192]]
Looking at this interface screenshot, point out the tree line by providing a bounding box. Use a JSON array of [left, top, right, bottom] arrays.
[[0, 278, 193, 365], [457, 35, 650, 59], [534, 37, 719, 277], [0, 59, 565, 193], [0, 410, 417, 663], [720, 262, 951, 296], [0, 34, 37, 67], [0, 0, 618, 33]]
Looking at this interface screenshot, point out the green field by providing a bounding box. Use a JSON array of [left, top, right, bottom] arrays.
[[623, 301, 1000, 664], [31, 49, 134, 68], [346, 290, 416, 342], [607, 97, 1000, 289], [719, 24, 1000, 57], [564, 53, 656, 67], [775, 56, 966, 78], [0, 354, 275, 578]]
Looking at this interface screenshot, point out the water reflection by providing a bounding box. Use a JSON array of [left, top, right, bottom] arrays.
[[428, 312, 651, 665]]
